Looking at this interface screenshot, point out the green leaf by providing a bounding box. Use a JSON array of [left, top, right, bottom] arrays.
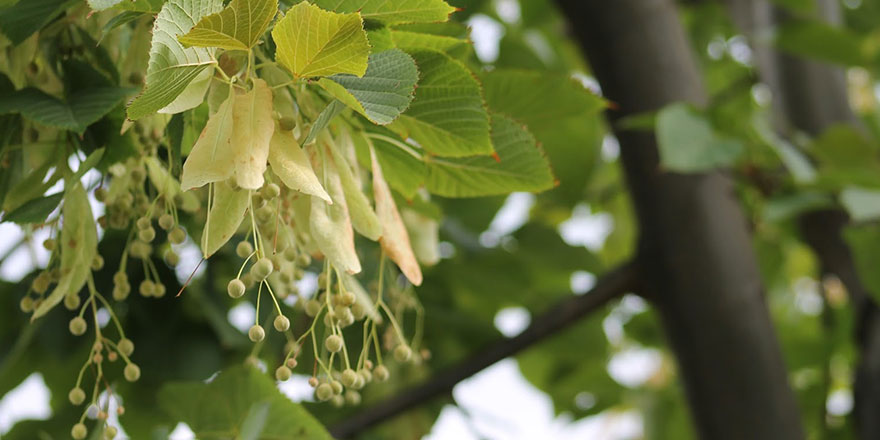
[[72, 148, 105, 182], [159, 366, 332, 440], [656, 103, 744, 173], [752, 115, 816, 184], [87, 0, 124, 10], [127, 0, 223, 120], [238, 402, 270, 440], [0, 87, 130, 134], [271, 2, 370, 78], [1, 192, 62, 224], [844, 224, 880, 302], [389, 50, 492, 157], [482, 69, 605, 128], [100, 11, 143, 42], [201, 181, 250, 257], [32, 181, 97, 319], [0, 0, 77, 45], [391, 30, 472, 59], [775, 20, 869, 66], [426, 114, 554, 197], [178, 0, 278, 51], [304, 100, 345, 145], [840, 186, 880, 222], [318, 49, 418, 125], [809, 124, 880, 189], [313, 0, 455, 25]]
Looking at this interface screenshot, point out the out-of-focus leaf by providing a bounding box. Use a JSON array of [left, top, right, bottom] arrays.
[[159, 366, 332, 439], [1, 192, 62, 224], [656, 103, 743, 172]]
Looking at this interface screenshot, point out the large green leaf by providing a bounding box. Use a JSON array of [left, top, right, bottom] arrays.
[[313, 0, 455, 25], [775, 20, 869, 66], [32, 181, 98, 319], [127, 0, 223, 120], [656, 103, 744, 173], [426, 114, 554, 197], [391, 30, 472, 59], [0, 0, 77, 45], [159, 366, 332, 440], [840, 186, 880, 222], [482, 69, 605, 128], [1, 192, 62, 224], [271, 2, 370, 78], [389, 50, 492, 157], [178, 0, 278, 51], [353, 128, 426, 199], [318, 48, 418, 125], [0, 87, 129, 134]]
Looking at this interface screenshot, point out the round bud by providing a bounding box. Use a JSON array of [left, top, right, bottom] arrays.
[[113, 272, 128, 284], [117, 338, 135, 357], [31, 273, 49, 294], [104, 426, 118, 439], [331, 395, 345, 407], [365, 360, 374, 370], [124, 363, 141, 382], [338, 309, 355, 327], [283, 247, 298, 261], [341, 369, 358, 388], [359, 369, 372, 383], [227, 279, 246, 298], [308, 377, 319, 388], [68, 387, 86, 405], [138, 280, 154, 297], [69, 317, 87, 336], [324, 335, 343, 353], [94, 188, 107, 202], [136, 217, 151, 230], [251, 258, 274, 280], [296, 254, 311, 266], [154, 283, 167, 298], [64, 293, 82, 310], [279, 116, 297, 131], [275, 366, 292, 381], [248, 324, 265, 342], [352, 303, 369, 321], [394, 345, 412, 363], [117, 406, 125, 416], [330, 380, 344, 395], [93, 353, 104, 364], [108, 352, 118, 362], [42, 238, 56, 251], [130, 241, 152, 259], [236, 241, 254, 258], [71, 423, 88, 440], [261, 183, 281, 200], [286, 358, 298, 369], [91, 255, 105, 271], [345, 390, 361, 406], [317, 272, 328, 288], [19, 296, 34, 313], [169, 227, 186, 244], [274, 315, 290, 332], [112, 285, 130, 301], [138, 227, 156, 243], [340, 291, 356, 306], [97, 410, 108, 421], [304, 299, 321, 317], [165, 250, 180, 266], [351, 375, 365, 390], [315, 383, 333, 401], [158, 214, 174, 230]]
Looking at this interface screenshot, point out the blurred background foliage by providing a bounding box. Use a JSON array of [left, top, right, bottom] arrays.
[[4, 0, 880, 438]]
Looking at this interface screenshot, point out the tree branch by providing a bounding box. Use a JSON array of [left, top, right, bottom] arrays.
[[329, 261, 639, 439]]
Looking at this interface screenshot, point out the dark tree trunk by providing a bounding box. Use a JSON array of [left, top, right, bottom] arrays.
[[724, 1, 880, 437], [554, 1, 805, 439]]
